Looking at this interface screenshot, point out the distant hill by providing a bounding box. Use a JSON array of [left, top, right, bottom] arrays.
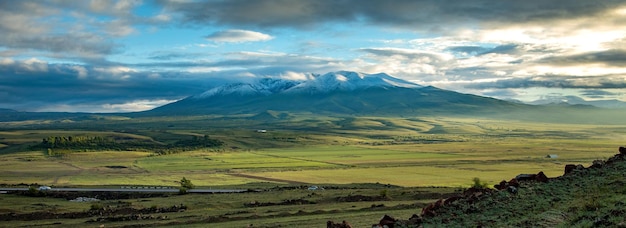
[[530, 95, 626, 109], [146, 71, 527, 116]]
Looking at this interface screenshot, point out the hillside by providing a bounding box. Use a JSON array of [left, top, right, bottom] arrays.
[[362, 147, 626, 227], [146, 71, 527, 116]]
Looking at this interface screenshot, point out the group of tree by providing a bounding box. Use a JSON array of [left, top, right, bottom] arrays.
[[33, 134, 223, 156]]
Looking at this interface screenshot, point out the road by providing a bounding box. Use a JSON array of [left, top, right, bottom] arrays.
[[0, 187, 248, 193]]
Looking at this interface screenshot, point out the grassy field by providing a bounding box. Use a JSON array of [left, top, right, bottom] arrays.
[[0, 115, 624, 227], [0, 116, 622, 187]]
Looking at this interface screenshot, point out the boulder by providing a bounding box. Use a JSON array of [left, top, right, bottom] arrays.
[[494, 180, 508, 190], [507, 186, 518, 194], [378, 214, 397, 228], [590, 160, 605, 169], [327, 220, 352, 228], [508, 178, 520, 188], [564, 164, 576, 175], [515, 174, 537, 181], [535, 171, 549, 182]]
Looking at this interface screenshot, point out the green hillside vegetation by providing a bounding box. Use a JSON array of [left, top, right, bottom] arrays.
[[30, 134, 223, 156], [415, 150, 626, 227]]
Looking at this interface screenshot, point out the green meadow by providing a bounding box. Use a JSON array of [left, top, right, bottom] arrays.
[[1, 115, 625, 227], [0, 116, 622, 187]]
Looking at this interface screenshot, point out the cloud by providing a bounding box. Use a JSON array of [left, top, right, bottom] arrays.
[[205, 29, 273, 43], [0, 1, 166, 62], [0, 59, 238, 112], [158, 0, 355, 28], [537, 49, 626, 67], [158, 0, 626, 30], [464, 75, 626, 90], [580, 89, 620, 99]]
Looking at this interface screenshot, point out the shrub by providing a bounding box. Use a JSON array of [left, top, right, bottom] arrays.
[[472, 177, 490, 189]]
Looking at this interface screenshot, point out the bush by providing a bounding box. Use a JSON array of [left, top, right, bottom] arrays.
[[180, 177, 194, 189], [472, 177, 489, 189]]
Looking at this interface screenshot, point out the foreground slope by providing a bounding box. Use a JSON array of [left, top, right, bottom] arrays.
[[368, 147, 626, 227]]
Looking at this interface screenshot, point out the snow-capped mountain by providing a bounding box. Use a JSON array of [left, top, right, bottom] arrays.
[[147, 71, 523, 116], [193, 71, 421, 98], [195, 78, 300, 98], [286, 71, 421, 93]]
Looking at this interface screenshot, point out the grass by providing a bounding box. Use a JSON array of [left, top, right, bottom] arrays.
[[421, 153, 626, 227], [0, 115, 625, 227], [0, 116, 622, 187]]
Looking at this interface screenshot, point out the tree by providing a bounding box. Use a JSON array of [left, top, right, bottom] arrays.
[[180, 177, 194, 189]]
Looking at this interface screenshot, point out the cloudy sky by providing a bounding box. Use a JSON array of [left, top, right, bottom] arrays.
[[2, 0, 626, 112]]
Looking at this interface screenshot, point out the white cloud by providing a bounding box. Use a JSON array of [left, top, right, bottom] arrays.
[[21, 58, 49, 72], [35, 99, 179, 113], [71, 65, 88, 78], [205, 29, 273, 43], [99, 99, 178, 112], [279, 71, 310, 81]]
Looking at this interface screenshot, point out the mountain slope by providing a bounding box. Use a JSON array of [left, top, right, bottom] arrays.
[[147, 71, 524, 116]]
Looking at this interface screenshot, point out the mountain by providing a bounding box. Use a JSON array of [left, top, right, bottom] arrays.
[[530, 95, 626, 109], [146, 71, 526, 116]]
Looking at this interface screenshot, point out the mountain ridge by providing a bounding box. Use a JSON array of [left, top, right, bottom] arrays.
[[148, 71, 524, 116], [193, 71, 421, 99]]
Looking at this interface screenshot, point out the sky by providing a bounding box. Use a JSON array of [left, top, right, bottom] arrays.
[[1, 0, 626, 113]]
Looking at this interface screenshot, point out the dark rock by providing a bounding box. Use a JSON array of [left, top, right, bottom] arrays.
[[327, 220, 353, 228], [515, 174, 537, 181], [494, 180, 507, 190], [535, 171, 549, 182], [590, 160, 605, 169], [376, 214, 397, 228], [508, 178, 520, 188], [564, 164, 576, 175]]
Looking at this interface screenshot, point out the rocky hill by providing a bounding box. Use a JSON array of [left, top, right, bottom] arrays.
[[330, 147, 626, 227]]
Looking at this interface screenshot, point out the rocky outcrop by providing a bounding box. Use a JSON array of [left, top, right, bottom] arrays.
[[327, 220, 353, 228], [327, 147, 626, 227]]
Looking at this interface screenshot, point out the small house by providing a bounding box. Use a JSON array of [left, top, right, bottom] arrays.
[[545, 154, 558, 159]]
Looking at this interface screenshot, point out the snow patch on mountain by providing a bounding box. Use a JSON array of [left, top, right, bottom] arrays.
[[194, 71, 421, 98], [194, 78, 299, 98]]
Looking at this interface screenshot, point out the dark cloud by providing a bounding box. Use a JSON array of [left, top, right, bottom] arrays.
[[137, 52, 342, 72], [0, 55, 347, 111], [447, 44, 520, 56], [580, 90, 619, 99], [158, 0, 626, 29], [537, 49, 626, 66], [0, 60, 237, 112], [479, 44, 519, 55], [446, 46, 491, 55], [465, 75, 626, 90], [158, 0, 355, 28]]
